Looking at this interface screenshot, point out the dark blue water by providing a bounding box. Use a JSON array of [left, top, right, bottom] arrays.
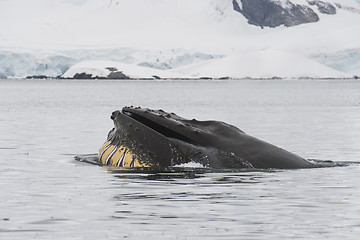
[[1, 79, 360, 239]]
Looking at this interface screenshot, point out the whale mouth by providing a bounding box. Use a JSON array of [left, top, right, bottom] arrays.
[[121, 108, 196, 144]]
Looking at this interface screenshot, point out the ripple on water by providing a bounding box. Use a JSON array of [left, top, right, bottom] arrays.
[[1, 79, 360, 239]]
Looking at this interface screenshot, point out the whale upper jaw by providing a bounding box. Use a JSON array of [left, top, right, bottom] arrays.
[[119, 106, 245, 148], [120, 107, 198, 145]]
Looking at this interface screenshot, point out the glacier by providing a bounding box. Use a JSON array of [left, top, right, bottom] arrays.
[[0, 0, 359, 79]]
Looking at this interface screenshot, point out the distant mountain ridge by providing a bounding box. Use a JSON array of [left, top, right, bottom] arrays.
[[0, 0, 359, 78], [233, 0, 319, 28]]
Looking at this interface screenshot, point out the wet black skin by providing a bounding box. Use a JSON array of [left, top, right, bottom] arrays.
[[109, 106, 314, 169]]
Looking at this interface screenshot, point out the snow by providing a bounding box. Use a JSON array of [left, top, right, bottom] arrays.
[[62, 50, 349, 79], [62, 60, 189, 79], [0, 0, 360, 78], [172, 50, 350, 79]]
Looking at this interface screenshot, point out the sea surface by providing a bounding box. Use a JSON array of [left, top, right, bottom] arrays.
[[0, 78, 360, 239]]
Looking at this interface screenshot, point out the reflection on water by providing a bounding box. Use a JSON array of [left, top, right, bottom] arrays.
[[111, 168, 273, 182], [1, 79, 360, 239], [107, 164, 360, 240]]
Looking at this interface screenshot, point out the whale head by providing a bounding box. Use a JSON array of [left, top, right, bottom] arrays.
[[98, 106, 313, 169]]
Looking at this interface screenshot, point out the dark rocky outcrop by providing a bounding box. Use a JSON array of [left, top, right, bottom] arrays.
[[105, 67, 118, 72], [233, 0, 319, 28], [67, 68, 130, 79], [73, 72, 93, 79], [107, 71, 130, 79], [26, 75, 50, 79], [334, 3, 360, 14], [308, 1, 336, 15]]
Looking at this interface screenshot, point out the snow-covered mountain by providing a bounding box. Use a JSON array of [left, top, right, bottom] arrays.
[[0, 0, 359, 79]]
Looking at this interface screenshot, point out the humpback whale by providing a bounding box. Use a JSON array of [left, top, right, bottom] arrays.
[[96, 106, 313, 169]]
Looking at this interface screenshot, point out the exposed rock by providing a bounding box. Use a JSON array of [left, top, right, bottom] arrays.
[[308, 1, 336, 15], [107, 71, 130, 79], [334, 3, 360, 14], [233, 0, 319, 28], [26, 75, 49, 79], [233, 0, 242, 12], [73, 72, 93, 79], [105, 67, 118, 72]]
